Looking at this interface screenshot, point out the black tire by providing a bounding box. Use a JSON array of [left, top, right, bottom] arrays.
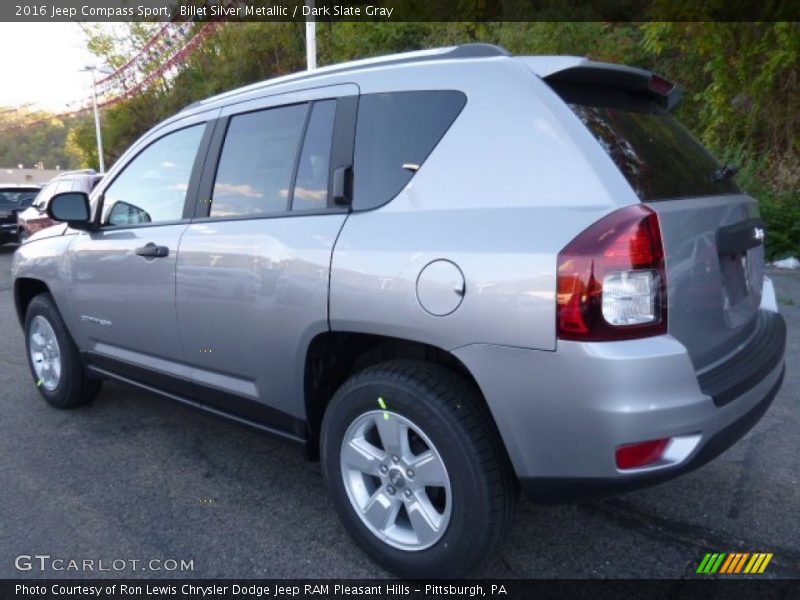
[[321, 359, 516, 578], [24, 293, 102, 409]]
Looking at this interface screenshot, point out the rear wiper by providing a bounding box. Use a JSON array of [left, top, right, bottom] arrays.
[[712, 164, 738, 182]]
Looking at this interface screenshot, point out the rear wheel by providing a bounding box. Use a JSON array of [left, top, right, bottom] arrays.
[[25, 293, 101, 409], [321, 360, 516, 578]]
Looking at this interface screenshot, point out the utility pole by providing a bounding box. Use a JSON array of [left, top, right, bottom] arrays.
[[81, 66, 109, 173], [305, 0, 316, 70]]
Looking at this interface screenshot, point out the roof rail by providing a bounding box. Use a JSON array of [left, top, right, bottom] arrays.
[[182, 44, 512, 113], [59, 168, 97, 176], [182, 100, 202, 112], [298, 43, 511, 76]]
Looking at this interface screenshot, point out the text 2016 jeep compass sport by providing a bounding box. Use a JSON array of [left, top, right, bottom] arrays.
[[12, 45, 786, 577]]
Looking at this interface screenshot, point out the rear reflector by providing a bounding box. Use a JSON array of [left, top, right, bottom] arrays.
[[616, 438, 671, 470]]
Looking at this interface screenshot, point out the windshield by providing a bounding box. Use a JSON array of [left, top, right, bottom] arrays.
[[0, 190, 34, 207], [549, 82, 740, 201]]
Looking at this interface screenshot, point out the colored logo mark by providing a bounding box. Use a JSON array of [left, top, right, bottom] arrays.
[[697, 552, 773, 574], [377, 396, 389, 420]]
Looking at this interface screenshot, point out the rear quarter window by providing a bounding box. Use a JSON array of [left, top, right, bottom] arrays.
[[353, 91, 467, 210], [550, 82, 740, 201]]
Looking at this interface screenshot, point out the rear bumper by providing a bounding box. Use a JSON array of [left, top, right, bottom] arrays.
[[453, 308, 786, 501], [698, 309, 786, 407], [519, 365, 784, 502]]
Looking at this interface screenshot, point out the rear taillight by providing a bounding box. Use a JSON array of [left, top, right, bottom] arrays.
[[557, 205, 667, 341]]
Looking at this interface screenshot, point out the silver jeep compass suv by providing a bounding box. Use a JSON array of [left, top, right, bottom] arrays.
[[12, 45, 786, 577]]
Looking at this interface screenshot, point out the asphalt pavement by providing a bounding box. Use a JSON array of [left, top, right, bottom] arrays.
[[0, 242, 798, 579]]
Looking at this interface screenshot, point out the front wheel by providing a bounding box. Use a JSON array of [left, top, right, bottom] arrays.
[[321, 360, 516, 578], [25, 293, 102, 408]]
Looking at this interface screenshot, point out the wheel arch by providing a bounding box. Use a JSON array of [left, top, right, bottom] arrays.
[[302, 331, 510, 467], [14, 278, 51, 326]]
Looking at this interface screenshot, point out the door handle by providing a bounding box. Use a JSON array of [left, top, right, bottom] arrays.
[[135, 243, 169, 258], [332, 165, 352, 206]]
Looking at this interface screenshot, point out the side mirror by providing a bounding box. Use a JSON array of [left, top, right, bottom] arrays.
[[47, 192, 93, 230]]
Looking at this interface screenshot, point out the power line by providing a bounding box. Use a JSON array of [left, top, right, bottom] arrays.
[[2, 22, 220, 132]]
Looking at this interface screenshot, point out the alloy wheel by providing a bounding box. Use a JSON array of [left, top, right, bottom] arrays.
[[340, 409, 452, 551], [29, 315, 62, 391]]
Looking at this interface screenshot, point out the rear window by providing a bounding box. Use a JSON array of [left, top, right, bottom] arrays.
[[551, 83, 739, 201], [353, 91, 467, 210]]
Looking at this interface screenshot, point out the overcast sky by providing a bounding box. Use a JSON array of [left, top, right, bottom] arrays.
[[0, 23, 108, 112]]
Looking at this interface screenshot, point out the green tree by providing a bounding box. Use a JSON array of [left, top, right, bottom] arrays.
[[0, 109, 82, 169], [56, 22, 800, 257]]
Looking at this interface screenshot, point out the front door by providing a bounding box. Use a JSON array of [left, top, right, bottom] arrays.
[[66, 119, 211, 384]]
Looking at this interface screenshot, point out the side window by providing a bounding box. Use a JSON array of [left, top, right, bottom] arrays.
[[291, 100, 336, 211], [210, 104, 307, 218], [353, 91, 467, 210], [102, 124, 205, 226]]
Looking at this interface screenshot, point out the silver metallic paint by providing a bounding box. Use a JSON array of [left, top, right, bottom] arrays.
[[646, 195, 764, 370], [176, 215, 347, 418], [454, 304, 783, 479], [12, 50, 785, 487]]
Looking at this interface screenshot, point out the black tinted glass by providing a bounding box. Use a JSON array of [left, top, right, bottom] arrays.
[[551, 83, 740, 201], [18, 192, 38, 206], [0, 192, 20, 207], [292, 100, 336, 211], [0, 189, 38, 206], [211, 104, 307, 218], [353, 91, 467, 210]]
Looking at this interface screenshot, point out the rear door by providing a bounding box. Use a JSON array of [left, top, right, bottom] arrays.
[[175, 84, 357, 430], [550, 80, 764, 371]]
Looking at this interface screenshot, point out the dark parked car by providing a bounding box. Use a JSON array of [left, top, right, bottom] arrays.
[[0, 184, 41, 245], [17, 170, 101, 243]]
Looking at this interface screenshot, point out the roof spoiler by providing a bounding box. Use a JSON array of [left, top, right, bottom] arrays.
[[543, 61, 683, 110]]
